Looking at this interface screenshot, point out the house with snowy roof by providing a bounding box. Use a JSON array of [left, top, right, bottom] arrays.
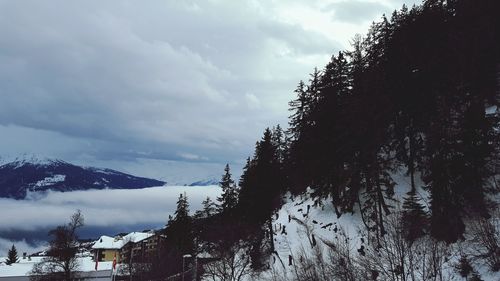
[[91, 232, 158, 264]]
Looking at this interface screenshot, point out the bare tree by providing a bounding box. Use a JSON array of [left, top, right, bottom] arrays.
[[357, 208, 457, 281], [30, 210, 84, 281], [322, 226, 360, 281], [203, 244, 252, 281], [466, 208, 500, 272], [275, 217, 362, 281]]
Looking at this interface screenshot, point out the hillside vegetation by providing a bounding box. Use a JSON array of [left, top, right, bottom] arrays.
[[130, 0, 500, 280]]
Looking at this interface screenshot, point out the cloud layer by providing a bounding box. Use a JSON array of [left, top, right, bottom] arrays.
[[0, 0, 419, 174], [0, 185, 222, 255], [0, 186, 221, 232]]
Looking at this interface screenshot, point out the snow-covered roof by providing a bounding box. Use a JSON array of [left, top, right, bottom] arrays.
[[91, 232, 154, 250]]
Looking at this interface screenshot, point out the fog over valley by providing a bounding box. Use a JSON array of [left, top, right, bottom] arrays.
[[0, 185, 222, 255]]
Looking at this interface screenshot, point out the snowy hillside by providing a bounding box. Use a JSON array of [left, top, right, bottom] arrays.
[[249, 182, 500, 281]]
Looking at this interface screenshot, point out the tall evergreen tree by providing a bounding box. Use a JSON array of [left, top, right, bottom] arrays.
[[5, 245, 18, 265], [217, 164, 239, 213], [164, 193, 194, 266], [423, 100, 466, 243], [401, 190, 428, 242], [173, 192, 190, 221], [237, 128, 286, 269]]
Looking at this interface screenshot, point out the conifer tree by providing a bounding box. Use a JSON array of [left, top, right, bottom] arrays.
[[162, 193, 194, 276], [237, 128, 286, 269], [217, 164, 238, 213], [424, 102, 466, 243], [5, 244, 18, 265], [174, 192, 190, 221], [194, 197, 217, 219], [401, 190, 427, 242], [166, 193, 194, 254]]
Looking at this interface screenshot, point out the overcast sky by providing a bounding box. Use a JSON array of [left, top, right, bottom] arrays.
[[0, 0, 420, 181]]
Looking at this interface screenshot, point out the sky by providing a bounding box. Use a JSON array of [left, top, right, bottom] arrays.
[[0, 0, 420, 182]]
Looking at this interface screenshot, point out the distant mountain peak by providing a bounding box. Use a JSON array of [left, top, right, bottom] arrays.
[[189, 177, 220, 186], [0, 153, 67, 167]]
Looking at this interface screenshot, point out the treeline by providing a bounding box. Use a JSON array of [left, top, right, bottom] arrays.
[[233, 0, 499, 269], [245, 0, 499, 243], [152, 0, 500, 279]]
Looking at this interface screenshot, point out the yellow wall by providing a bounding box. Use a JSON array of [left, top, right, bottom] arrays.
[[100, 249, 120, 262]]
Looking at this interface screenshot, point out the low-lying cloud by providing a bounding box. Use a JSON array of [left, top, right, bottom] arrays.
[[0, 186, 221, 244]]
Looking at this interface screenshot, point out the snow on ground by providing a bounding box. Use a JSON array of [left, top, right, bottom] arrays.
[[0, 256, 113, 277], [33, 175, 66, 188], [241, 170, 499, 281], [270, 168, 419, 271], [79, 256, 113, 272], [0, 154, 65, 168], [251, 188, 364, 280], [0, 256, 44, 277], [486, 105, 498, 115], [273, 188, 362, 260]]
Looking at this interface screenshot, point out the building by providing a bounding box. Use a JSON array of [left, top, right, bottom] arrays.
[[91, 232, 157, 263]]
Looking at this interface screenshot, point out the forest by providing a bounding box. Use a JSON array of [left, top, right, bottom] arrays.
[[155, 0, 500, 280]]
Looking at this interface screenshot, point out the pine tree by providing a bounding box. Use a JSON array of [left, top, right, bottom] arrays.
[[237, 128, 286, 269], [287, 70, 322, 190], [173, 192, 190, 221], [424, 102, 466, 243], [217, 164, 238, 213], [401, 190, 427, 242], [454, 97, 494, 218], [194, 197, 217, 219], [163, 193, 194, 275], [5, 244, 18, 265], [271, 125, 286, 164], [202, 197, 216, 217]]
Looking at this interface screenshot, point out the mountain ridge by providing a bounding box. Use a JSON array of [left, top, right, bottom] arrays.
[[0, 155, 166, 199]]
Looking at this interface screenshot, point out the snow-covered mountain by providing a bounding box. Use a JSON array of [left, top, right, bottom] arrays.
[[188, 177, 219, 186], [0, 155, 166, 199]]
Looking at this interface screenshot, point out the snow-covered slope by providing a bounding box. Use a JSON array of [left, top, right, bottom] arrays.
[[252, 176, 500, 281]]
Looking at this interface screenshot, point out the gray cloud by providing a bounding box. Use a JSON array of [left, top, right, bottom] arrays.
[[0, 186, 221, 232], [0, 186, 222, 254], [0, 238, 47, 258], [325, 1, 390, 24], [0, 0, 340, 169], [0, 0, 421, 176]]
